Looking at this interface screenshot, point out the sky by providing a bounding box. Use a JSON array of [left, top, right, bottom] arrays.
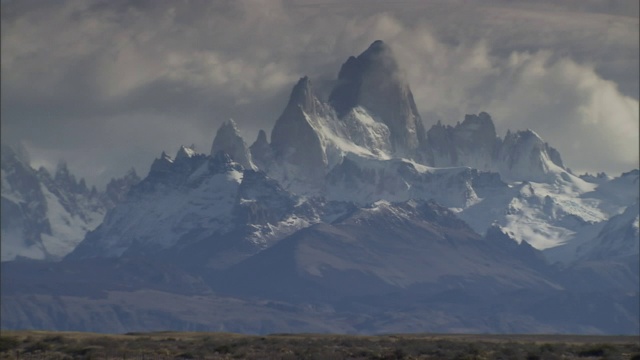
[[2, 0, 638, 188]]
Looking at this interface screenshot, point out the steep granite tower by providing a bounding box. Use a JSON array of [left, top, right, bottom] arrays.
[[426, 112, 500, 171], [210, 119, 255, 170], [270, 76, 327, 183], [329, 40, 427, 158]]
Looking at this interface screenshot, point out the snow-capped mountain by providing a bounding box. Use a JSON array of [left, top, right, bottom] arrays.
[[425, 112, 566, 183], [3, 40, 638, 335], [329, 40, 427, 157], [1, 144, 139, 261], [210, 119, 256, 170], [64, 39, 637, 269], [68, 147, 327, 270]]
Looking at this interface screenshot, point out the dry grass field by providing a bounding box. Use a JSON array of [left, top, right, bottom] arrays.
[[1, 330, 638, 359]]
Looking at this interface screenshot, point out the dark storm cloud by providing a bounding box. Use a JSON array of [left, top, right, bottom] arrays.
[[1, 0, 638, 186]]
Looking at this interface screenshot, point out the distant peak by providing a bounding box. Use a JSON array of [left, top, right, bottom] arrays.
[[210, 118, 255, 170], [1, 142, 31, 164], [286, 76, 315, 111], [294, 76, 311, 91], [362, 39, 390, 56], [621, 169, 639, 177], [56, 160, 69, 171], [329, 40, 402, 117], [175, 145, 196, 161], [212, 118, 244, 145], [125, 167, 140, 180], [514, 129, 543, 141], [297, 75, 311, 86], [160, 151, 174, 163], [478, 111, 492, 121], [329, 40, 424, 155], [254, 129, 268, 145], [221, 118, 240, 132], [463, 112, 493, 124], [459, 112, 497, 136]]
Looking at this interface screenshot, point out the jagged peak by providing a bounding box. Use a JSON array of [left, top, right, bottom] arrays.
[[175, 145, 197, 161], [1, 143, 31, 165], [507, 128, 542, 141], [368, 39, 387, 50], [219, 118, 241, 133], [461, 112, 495, 129], [359, 39, 393, 60], [160, 151, 174, 163], [55, 160, 70, 174], [271, 77, 324, 166], [330, 40, 402, 117], [249, 129, 272, 171], [579, 171, 611, 184], [54, 160, 77, 185], [125, 167, 139, 179], [329, 40, 425, 156], [284, 76, 316, 114], [502, 128, 564, 168], [211, 118, 244, 154], [107, 167, 141, 187], [454, 112, 498, 138], [502, 129, 546, 150], [210, 118, 255, 170], [296, 75, 311, 88], [148, 151, 174, 176], [253, 129, 268, 146], [37, 166, 50, 177]]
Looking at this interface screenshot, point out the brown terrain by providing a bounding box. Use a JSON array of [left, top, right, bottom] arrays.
[[1, 330, 639, 359]]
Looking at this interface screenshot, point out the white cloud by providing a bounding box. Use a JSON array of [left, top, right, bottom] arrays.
[[487, 52, 638, 174]]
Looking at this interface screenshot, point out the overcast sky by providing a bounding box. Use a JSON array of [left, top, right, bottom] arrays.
[[2, 0, 638, 187]]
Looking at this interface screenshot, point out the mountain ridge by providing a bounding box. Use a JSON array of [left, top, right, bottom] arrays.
[[2, 40, 638, 335], [1, 144, 140, 261]]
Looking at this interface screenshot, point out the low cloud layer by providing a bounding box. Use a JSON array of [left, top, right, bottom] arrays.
[[2, 0, 638, 186]]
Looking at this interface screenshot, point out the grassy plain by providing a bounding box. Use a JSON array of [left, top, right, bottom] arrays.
[[1, 330, 639, 359]]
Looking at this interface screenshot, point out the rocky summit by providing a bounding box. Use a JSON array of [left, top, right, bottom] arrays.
[[2, 41, 638, 335]]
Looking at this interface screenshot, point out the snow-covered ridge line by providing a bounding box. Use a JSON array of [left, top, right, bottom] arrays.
[[5, 40, 638, 266], [1, 144, 140, 261]]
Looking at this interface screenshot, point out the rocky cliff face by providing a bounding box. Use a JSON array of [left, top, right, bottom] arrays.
[[424, 112, 567, 183], [329, 40, 427, 158], [426, 112, 499, 171], [211, 119, 256, 170], [270, 76, 328, 185], [1, 145, 139, 261], [101, 168, 141, 209], [249, 129, 273, 170], [497, 129, 565, 182]]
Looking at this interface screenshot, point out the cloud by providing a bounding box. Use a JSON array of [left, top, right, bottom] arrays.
[[360, 21, 639, 175], [1, 0, 638, 186], [486, 51, 639, 174]]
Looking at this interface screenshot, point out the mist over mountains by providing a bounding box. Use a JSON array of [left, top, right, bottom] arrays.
[[1, 41, 638, 335]]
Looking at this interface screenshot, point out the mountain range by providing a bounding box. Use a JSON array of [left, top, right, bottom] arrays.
[[2, 41, 638, 335]]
